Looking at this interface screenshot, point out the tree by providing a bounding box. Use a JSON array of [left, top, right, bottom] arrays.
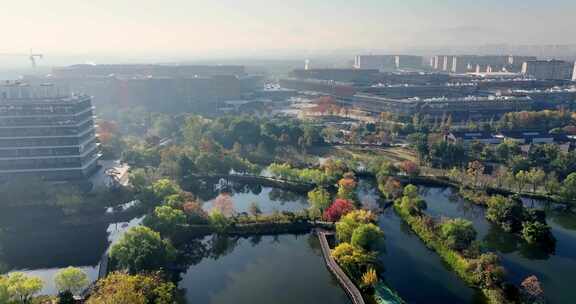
[[331, 243, 375, 279], [336, 210, 378, 243], [466, 160, 485, 188], [307, 187, 331, 212], [54, 267, 89, 295], [209, 210, 231, 233], [143, 206, 187, 236], [110, 226, 176, 274], [527, 168, 546, 193], [182, 201, 209, 225], [87, 272, 176, 304], [337, 176, 357, 200], [399, 185, 427, 215], [544, 172, 561, 195], [323, 199, 355, 222], [378, 177, 402, 200], [486, 195, 524, 232], [468, 253, 505, 288], [522, 221, 555, 245], [151, 179, 180, 200], [440, 219, 477, 251], [560, 173, 576, 205], [360, 268, 378, 290], [5, 272, 43, 303], [351, 223, 384, 251], [0, 276, 9, 304], [515, 170, 530, 193]]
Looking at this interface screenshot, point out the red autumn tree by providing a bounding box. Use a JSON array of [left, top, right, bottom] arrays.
[[323, 199, 355, 222]]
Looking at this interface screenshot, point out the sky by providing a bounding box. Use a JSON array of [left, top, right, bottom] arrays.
[[0, 0, 575, 64]]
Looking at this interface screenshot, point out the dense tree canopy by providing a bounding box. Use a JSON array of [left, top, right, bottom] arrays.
[[87, 272, 176, 304], [110, 226, 176, 274], [54, 267, 89, 295], [440, 219, 477, 251]]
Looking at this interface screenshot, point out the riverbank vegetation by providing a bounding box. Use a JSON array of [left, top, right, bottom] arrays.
[[392, 185, 515, 304], [332, 209, 385, 298]]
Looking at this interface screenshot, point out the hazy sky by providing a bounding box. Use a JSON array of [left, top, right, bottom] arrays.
[[1, 0, 575, 58]]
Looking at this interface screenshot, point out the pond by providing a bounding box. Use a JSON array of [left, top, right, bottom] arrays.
[[178, 234, 351, 304], [420, 186, 576, 304], [201, 185, 308, 216]]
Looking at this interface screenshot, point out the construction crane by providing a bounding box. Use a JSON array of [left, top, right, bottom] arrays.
[[0, 50, 43, 69]]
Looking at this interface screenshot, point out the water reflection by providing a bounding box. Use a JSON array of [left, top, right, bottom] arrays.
[[203, 186, 308, 215], [356, 179, 483, 303], [178, 234, 350, 304], [419, 186, 576, 304]]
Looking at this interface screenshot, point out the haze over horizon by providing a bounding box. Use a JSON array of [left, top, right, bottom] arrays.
[[1, 0, 576, 68]]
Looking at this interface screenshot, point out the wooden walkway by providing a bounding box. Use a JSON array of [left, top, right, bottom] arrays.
[[316, 230, 366, 304]]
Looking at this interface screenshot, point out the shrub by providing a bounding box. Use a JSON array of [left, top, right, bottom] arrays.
[[467, 253, 505, 288], [520, 275, 545, 304]]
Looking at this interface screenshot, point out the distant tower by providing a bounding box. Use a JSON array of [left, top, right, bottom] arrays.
[[304, 59, 310, 70]]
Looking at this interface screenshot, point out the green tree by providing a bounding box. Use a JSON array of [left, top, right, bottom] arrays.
[[307, 187, 331, 212], [515, 170, 530, 193], [336, 210, 377, 243], [5, 272, 43, 303], [560, 173, 576, 206], [331, 243, 376, 279], [151, 179, 180, 200], [486, 195, 524, 232], [143, 206, 187, 236], [54, 267, 89, 295], [87, 272, 176, 304], [440, 219, 477, 251], [527, 168, 546, 193], [521, 221, 555, 245], [0, 276, 9, 304], [399, 185, 427, 215], [351, 223, 384, 251], [110, 226, 176, 274], [209, 210, 231, 233]]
